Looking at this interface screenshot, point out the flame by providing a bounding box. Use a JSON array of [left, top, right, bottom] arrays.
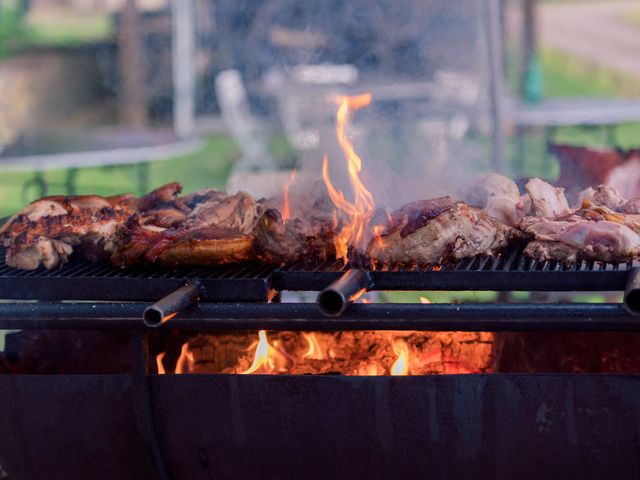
[[322, 93, 375, 264], [390, 339, 410, 376], [360, 297, 371, 304], [282, 170, 297, 221], [419, 296, 432, 304], [241, 330, 288, 374], [302, 332, 324, 360], [355, 362, 382, 376], [372, 224, 387, 249], [175, 342, 194, 374], [156, 352, 166, 374]]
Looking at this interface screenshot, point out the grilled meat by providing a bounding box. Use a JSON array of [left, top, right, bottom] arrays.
[[112, 216, 254, 267], [0, 194, 135, 270], [522, 215, 640, 263], [577, 184, 626, 211], [112, 189, 261, 267], [524, 240, 578, 264], [466, 173, 527, 226], [524, 178, 570, 218], [253, 208, 336, 264], [367, 197, 520, 265]]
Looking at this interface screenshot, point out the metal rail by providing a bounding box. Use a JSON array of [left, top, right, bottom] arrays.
[[0, 302, 637, 331]]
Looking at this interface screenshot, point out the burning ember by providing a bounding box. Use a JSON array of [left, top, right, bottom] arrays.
[[322, 93, 376, 264], [155, 329, 496, 376]]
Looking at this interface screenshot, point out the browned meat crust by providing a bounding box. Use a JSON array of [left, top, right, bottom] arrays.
[[253, 208, 336, 264], [368, 197, 520, 265], [111, 216, 255, 267], [1, 194, 135, 270]]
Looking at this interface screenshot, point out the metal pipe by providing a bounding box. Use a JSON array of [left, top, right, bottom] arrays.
[[143, 283, 202, 327], [624, 267, 640, 315], [317, 269, 373, 317], [0, 302, 636, 332]]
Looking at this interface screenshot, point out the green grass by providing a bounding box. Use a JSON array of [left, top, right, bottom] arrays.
[[0, 136, 240, 218], [505, 48, 640, 179], [0, 3, 113, 57], [23, 12, 113, 46]]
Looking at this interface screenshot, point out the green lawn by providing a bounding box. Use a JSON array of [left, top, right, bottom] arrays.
[[0, 2, 113, 56], [505, 48, 640, 179], [0, 136, 239, 218]]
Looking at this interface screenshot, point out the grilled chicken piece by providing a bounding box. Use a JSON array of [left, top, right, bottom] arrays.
[[577, 185, 626, 211], [367, 197, 520, 265], [112, 216, 254, 267], [524, 178, 570, 218], [112, 189, 261, 267], [253, 208, 336, 264], [524, 240, 578, 264], [1, 194, 135, 270], [623, 198, 640, 214], [522, 216, 640, 263], [183, 191, 259, 234], [466, 173, 527, 227]]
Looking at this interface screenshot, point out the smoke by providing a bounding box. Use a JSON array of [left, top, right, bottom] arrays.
[[238, 0, 494, 210]]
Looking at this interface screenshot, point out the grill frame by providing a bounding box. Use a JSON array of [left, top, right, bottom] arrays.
[[0, 247, 635, 302]]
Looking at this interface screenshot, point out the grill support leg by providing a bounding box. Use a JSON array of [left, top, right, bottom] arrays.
[[131, 333, 171, 480]]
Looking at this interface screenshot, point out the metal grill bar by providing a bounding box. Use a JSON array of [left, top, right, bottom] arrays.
[[0, 302, 636, 331], [0, 246, 635, 302]]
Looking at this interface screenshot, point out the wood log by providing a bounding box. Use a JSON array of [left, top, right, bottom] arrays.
[[187, 331, 498, 375]]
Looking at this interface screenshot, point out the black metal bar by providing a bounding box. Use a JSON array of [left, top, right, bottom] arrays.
[[143, 282, 203, 327], [317, 269, 372, 317], [130, 333, 171, 480], [0, 302, 639, 331], [624, 267, 640, 315]]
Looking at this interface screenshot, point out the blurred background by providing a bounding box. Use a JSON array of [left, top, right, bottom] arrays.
[[0, 0, 639, 216]]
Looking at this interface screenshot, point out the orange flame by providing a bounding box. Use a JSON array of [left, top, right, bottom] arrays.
[[302, 332, 324, 360], [322, 93, 375, 264], [419, 296, 432, 304], [390, 339, 410, 376], [241, 330, 288, 374], [175, 342, 194, 374], [282, 170, 297, 221], [372, 224, 387, 249], [156, 352, 166, 374]]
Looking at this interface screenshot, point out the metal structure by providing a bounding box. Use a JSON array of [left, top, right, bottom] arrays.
[[2, 246, 640, 479], [0, 246, 636, 303]]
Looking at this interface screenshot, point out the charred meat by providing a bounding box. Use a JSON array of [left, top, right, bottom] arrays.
[[0, 194, 135, 270], [367, 197, 520, 265]]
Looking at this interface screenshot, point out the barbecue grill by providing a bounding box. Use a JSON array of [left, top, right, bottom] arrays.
[[2, 245, 640, 479]]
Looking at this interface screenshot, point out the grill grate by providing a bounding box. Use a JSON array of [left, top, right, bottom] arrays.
[[0, 247, 636, 302]]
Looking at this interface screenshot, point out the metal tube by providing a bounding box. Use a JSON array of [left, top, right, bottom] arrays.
[[0, 302, 637, 332], [624, 267, 640, 315], [317, 269, 372, 317], [143, 283, 202, 327]]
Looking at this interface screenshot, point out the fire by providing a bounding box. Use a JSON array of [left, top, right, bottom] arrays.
[[282, 170, 297, 221], [390, 338, 410, 376], [322, 93, 375, 264], [175, 342, 194, 374], [419, 296, 432, 304], [156, 352, 166, 374], [302, 332, 324, 360], [372, 224, 387, 249], [241, 330, 288, 374]]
